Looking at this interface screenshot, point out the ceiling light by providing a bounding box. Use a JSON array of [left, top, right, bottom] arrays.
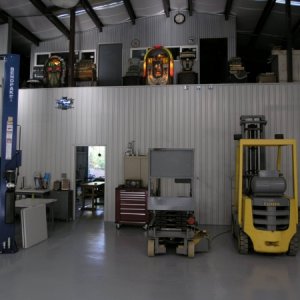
[[276, 0, 300, 6], [93, 1, 124, 11], [57, 1, 124, 19]]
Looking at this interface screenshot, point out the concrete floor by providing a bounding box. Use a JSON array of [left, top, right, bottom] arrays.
[[0, 210, 299, 300]]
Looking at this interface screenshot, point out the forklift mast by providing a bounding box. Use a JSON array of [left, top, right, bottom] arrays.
[[239, 115, 267, 193], [240, 115, 267, 173]]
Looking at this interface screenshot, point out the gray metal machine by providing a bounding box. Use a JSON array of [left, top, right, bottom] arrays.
[[147, 148, 209, 257]]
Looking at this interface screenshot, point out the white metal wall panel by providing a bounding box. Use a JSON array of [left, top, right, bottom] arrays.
[[18, 83, 300, 225], [0, 24, 9, 54], [30, 12, 236, 78]]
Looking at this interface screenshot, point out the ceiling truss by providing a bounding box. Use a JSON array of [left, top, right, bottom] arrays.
[[162, 0, 170, 17], [29, 0, 70, 39], [123, 0, 136, 24], [248, 0, 276, 47], [80, 0, 103, 32], [0, 9, 40, 45], [188, 0, 193, 16], [224, 0, 234, 21]]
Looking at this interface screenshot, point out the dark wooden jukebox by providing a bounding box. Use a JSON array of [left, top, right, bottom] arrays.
[[143, 45, 174, 85]]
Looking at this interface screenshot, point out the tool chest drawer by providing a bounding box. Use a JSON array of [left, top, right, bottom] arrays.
[[115, 187, 148, 228]]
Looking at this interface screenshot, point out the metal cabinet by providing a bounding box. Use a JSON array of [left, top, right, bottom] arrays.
[[115, 187, 148, 228], [49, 190, 73, 221]]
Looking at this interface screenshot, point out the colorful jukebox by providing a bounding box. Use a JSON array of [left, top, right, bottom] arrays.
[[44, 56, 66, 87], [143, 45, 174, 85]]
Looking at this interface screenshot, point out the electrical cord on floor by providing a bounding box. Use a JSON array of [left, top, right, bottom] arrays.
[[209, 229, 231, 242]]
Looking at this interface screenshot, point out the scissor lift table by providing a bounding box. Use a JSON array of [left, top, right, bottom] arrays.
[[147, 149, 209, 257]]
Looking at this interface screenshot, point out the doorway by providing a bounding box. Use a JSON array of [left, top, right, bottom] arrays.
[[98, 43, 122, 86], [200, 38, 228, 83], [75, 146, 106, 216]]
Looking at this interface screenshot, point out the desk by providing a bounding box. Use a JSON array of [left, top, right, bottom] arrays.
[[16, 189, 50, 198], [81, 182, 104, 210], [15, 198, 57, 224]]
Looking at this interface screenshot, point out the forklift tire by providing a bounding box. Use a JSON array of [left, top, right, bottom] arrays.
[[231, 213, 238, 238], [287, 235, 299, 256], [231, 216, 236, 238], [147, 239, 155, 257], [188, 241, 195, 258], [238, 230, 249, 254]]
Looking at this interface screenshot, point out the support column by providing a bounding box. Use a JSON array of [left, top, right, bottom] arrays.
[[68, 7, 75, 87], [286, 0, 293, 82]]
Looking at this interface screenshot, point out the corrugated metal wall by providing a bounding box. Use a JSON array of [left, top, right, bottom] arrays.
[[30, 12, 236, 78], [18, 83, 300, 225]]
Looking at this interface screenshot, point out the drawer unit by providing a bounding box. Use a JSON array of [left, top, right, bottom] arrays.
[[115, 187, 148, 228], [49, 190, 73, 221]]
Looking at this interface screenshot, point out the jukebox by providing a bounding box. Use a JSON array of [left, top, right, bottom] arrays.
[[143, 45, 174, 85], [44, 55, 66, 87]]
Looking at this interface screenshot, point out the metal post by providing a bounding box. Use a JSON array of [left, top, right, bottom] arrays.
[[68, 7, 75, 87], [7, 17, 12, 53], [286, 0, 293, 82]]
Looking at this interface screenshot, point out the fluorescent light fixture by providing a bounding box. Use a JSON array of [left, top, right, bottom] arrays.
[[94, 1, 124, 11], [57, 13, 69, 18], [57, 1, 124, 19], [276, 0, 300, 6]]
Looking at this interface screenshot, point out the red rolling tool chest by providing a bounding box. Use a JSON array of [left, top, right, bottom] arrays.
[[115, 186, 149, 229]]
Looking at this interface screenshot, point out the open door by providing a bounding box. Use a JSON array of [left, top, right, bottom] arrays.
[[200, 38, 228, 83], [75, 146, 106, 217]]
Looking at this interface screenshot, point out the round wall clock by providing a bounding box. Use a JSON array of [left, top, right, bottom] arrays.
[[174, 13, 185, 25], [131, 38, 140, 47]]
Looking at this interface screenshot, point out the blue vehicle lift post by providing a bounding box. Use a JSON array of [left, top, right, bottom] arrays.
[[0, 54, 21, 253]]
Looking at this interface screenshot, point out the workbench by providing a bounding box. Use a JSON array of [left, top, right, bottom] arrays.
[[81, 181, 104, 210], [15, 188, 50, 198], [15, 198, 57, 224]]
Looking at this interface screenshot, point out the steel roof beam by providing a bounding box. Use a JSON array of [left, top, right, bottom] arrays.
[[29, 0, 70, 39], [162, 0, 170, 17], [188, 0, 193, 16], [123, 0, 136, 24], [224, 0, 234, 21], [292, 17, 300, 35], [0, 9, 40, 45], [248, 0, 276, 47], [80, 0, 103, 32]]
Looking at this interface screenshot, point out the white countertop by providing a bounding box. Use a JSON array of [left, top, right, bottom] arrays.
[[15, 198, 57, 208]]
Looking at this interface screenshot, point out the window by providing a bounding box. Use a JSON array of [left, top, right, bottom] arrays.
[[130, 48, 149, 60], [181, 46, 198, 60], [130, 45, 198, 61], [34, 53, 50, 66], [80, 50, 96, 63], [166, 47, 180, 60], [34, 51, 81, 66], [51, 51, 80, 65]]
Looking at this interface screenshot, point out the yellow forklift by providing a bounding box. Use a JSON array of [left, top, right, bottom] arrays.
[[232, 115, 298, 255]]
